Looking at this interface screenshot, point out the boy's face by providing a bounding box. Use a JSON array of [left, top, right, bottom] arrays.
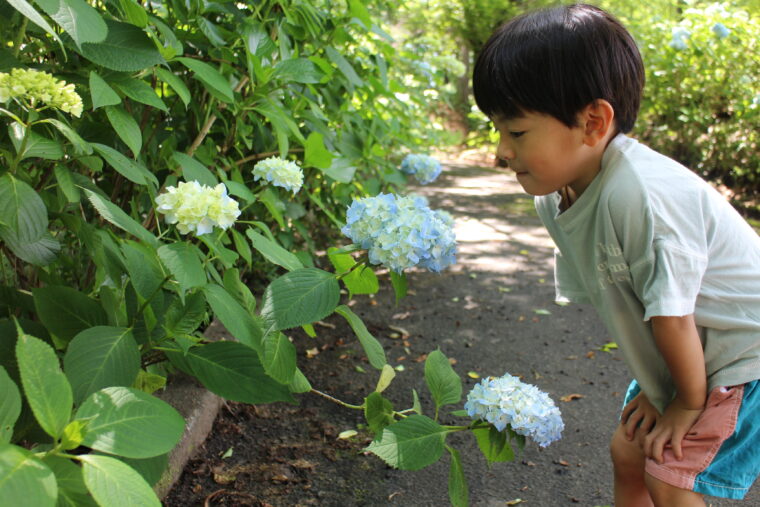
[[492, 111, 599, 197]]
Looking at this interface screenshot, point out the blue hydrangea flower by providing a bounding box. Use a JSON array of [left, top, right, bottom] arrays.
[[669, 27, 691, 50], [400, 154, 442, 184], [464, 373, 564, 448], [712, 23, 731, 39], [341, 193, 456, 273], [252, 156, 304, 194]]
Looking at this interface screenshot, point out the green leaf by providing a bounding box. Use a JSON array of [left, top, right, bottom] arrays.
[[42, 455, 97, 507], [85, 190, 159, 247], [473, 426, 515, 465], [76, 386, 184, 458], [121, 240, 165, 300], [374, 364, 395, 393], [223, 268, 256, 314], [364, 391, 394, 435], [246, 229, 303, 272], [121, 453, 168, 487], [274, 58, 323, 84], [6, 0, 64, 49], [16, 333, 73, 439], [172, 152, 217, 187], [163, 292, 206, 338], [92, 143, 158, 187], [89, 71, 121, 109], [8, 122, 63, 160], [77, 20, 165, 72], [33, 286, 107, 344], [263, 332, 296, 384], [289, 367, 311, 393], [184, 341, 294, 404], [325, 46, 363, 87], [157, 243, 206, 293], [0, 230, 59, 266], [225, 181, 257, 203], [154, 67, 190, 108], [105, 106, 142, 156], [80, 454, 160, 507], [231, 229, 252, 266], [202, 284, 262, 351], [260, 268, 340, 333], [365, 415, 446, 471], [40, 118, 93, 155], [35, 0, 107, 46], [113, 77, 168, 112], [304, 131, 334, 170], [0, 443, 57, 506], [390, 271, 407, 302], [176, 57, 234, 104], [344, 264, 379, 297], [334, 305, 386, 370], [0, 173, 47, 241], [257, 187, 286, 228], [0, 367, 21, 443], [447, 446, 468, 507], [53, 164, 80, 203], [63, 327, 140, 405], [321, 157, 356, 184], [348, 0, 372, 28], [118, 0, 147, 27], [425, 350, 462, 413]]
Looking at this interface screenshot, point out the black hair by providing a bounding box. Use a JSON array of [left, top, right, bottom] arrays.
[[472, 3, 645, 133]]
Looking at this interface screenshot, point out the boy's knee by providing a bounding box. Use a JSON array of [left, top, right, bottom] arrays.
[[610, 425, 644, 474], [644, 473, 705, 506]]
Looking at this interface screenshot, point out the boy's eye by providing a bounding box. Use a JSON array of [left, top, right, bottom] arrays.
[[509, 131, 526, 138]]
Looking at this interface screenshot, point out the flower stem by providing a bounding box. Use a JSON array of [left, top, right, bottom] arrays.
[[310, 388, 363, 410]]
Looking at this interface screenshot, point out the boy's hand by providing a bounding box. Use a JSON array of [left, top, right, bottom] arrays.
[[621, 390, 660, 441], [642, 397, 703, 464]]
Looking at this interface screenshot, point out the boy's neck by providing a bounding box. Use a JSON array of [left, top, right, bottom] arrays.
[[563, 130, 618, 208]]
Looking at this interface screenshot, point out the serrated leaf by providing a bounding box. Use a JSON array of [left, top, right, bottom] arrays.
[[154, 67, 190, 108], [80, 454, 160, 507], [0, 443, 57, 506], [89, 71, 121, 109], [325, 46, 363, 87], [157, 242, 206, 293], [118, 0, 147, 27], [33, 286, 108, 344], [447, 446, 468, 507], [289, 367, 311, 393], [40, 118, 92, 155], [16, 333, 72, 439], [6, 0, 64, 48], [473, 426, 515, 465], [374, 364, 395, 393], [366, 415, 446, 471], [105, 106, 142, 155], [184, 341, 293, 404], [92, 143, 157, 187], [364, 391, 394, 435], [260, 269, 340, 333], [76, 387, 184, 458], [63, 326, 140, 405], [246, 229, 303, 272], [425, 350, 462, 413], [263, 332, 296, 384], [202, 284, 262, 351], [113, 77, 168, 112], [274, 58, 323, 84], [8, 122, 63, 160], [172, 152, 217, 187], [176, 57, 234, 103], [163, 292, 206, 338], [77, 20, 165, 72], [334, 305, 386, 370], [35, 0, 107, 46], [41, 455, 96, 507], [121, 240, 165, 300], [85, 190, 159, 247], [0, 173, 47, 241], [0, 367, 21, 443]]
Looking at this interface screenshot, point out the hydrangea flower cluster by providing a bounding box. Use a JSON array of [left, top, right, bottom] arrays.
[[711, 22, 731, 39], [400, 154, 442, 184], [0, 68, 83, 117], [252, 157, 304, 194], [464, 373, 564, 448], [155, 181, 241, 236], [669, 27, 691, 50], [341, 193, 456, 273]]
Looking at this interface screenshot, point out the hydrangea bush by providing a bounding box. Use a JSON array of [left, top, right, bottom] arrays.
[[400, 153, 443, 184]]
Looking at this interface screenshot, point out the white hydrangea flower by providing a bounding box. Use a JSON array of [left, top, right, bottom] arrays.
[[400, 154, 442, 184], [341, 193, 456, 273], [252, 156, 304, 194], [155, 181, 241, 236], [0, 68, 83, 117], [465, 373, 564, 448]]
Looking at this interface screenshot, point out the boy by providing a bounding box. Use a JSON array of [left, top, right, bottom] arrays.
[[472, 4, 760, 506]]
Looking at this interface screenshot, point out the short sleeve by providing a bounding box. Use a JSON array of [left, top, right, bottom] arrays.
[[629, 239, 707, 320], [554, 248, 591, 304]]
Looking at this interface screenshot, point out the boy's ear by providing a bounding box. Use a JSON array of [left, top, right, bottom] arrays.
[[581, 99, 615, 147]]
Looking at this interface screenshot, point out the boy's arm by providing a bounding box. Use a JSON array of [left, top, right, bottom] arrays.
[[643, 314, 706, 463]]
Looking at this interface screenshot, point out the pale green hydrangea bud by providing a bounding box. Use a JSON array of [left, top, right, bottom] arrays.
[[155, 181, 241, 236], [252, 156, 304, 194], [0, 68, 83, 117]]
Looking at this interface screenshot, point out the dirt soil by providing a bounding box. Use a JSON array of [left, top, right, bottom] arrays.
[[165, 164, 756, 507]]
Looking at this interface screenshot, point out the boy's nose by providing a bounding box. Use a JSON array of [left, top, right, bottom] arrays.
[[497, 141, 515, 165]]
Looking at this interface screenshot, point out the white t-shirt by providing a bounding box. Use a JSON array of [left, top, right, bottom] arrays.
[[535, 134, 760, 412]]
